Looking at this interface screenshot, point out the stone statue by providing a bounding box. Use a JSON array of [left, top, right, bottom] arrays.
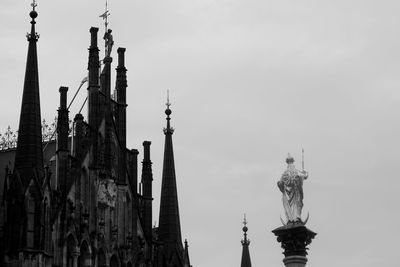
[[277, 154, 308, 223], [97, 179, 117, 208], [104, 29, 114, 57]]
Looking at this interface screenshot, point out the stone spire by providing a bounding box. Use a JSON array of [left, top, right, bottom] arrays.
[[116, 47, 127, 185], [87, 27, 100, 167], [142, 142, 153, 235], [241, 215, 252, 267], [158, 94, 183, 248], [14, 3, 44, 186], [56, 86, 69, 191]]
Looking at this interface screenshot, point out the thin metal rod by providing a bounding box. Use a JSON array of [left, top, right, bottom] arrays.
[[68, 77, 87, 110], [79, 96, 88, 114], [43, 79, 87, 153]]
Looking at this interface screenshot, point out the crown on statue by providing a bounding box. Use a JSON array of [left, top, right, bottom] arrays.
[[286, 154, 294, 164]]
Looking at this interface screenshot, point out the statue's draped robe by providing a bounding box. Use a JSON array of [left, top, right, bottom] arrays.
[[278, 164, 307, 222]]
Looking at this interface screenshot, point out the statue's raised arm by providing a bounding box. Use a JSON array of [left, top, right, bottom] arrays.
[[278, 154, 308, 224]]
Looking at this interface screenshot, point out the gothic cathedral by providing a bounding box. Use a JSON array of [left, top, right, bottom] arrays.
[[0, 5, 191, 267]]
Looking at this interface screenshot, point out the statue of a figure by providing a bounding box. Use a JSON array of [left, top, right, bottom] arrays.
[[97, 179, 117, 208], [277, 154, 308, 223], [104, 29, 114, 57]]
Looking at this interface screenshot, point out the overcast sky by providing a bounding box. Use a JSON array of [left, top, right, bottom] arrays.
[[1, 0, 400, 266]]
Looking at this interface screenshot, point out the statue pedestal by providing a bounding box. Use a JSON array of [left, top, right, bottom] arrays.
[[272, 222, 316, 267]]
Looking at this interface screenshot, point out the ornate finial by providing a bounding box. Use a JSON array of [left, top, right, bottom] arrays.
[[242, 213, 248, 232], [163, 90, 174, 134], [31, 0, 37, 11], [27, 0, 39, 41], [241, 214, 250, 245], [166, 89, 171, 110], [165, 90, 172, 117], [29, 0, 38, 21]]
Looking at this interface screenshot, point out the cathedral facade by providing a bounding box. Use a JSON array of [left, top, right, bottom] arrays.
[[0, 6, 191, 267]]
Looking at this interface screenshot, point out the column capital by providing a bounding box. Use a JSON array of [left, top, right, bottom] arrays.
[[283, 255, 308, 267], [272, 223, 316, 257]]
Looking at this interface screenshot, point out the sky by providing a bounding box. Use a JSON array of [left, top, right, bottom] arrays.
[[1, 0, 400, 266]]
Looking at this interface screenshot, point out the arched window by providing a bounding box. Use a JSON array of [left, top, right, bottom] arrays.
[[26, 197, 35, 248], [78, 241, 91, 267]]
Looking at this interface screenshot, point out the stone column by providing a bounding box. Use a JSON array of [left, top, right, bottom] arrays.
[[88, 27, 100, 168], [72, 251, 80, 267], [272, 222, 316, 267]]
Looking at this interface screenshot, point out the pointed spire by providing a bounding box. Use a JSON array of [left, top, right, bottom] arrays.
[[241, 214, 252, 267], [14, 1, 44, 185], [158, 92, 182, 247]]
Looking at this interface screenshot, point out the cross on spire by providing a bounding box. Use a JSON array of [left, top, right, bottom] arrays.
[[164, 90, 174, 134], [242, 213, 249, 243], [241, 213, 251, 267], [166, 89, 171, 110], [31, 0, 37, 11], [99, 1, 110, 32]]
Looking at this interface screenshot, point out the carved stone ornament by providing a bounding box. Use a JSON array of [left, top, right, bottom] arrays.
[[0, 118, 73, 151], [97, 179, 117, 207], [272, 223, 316, 257]]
